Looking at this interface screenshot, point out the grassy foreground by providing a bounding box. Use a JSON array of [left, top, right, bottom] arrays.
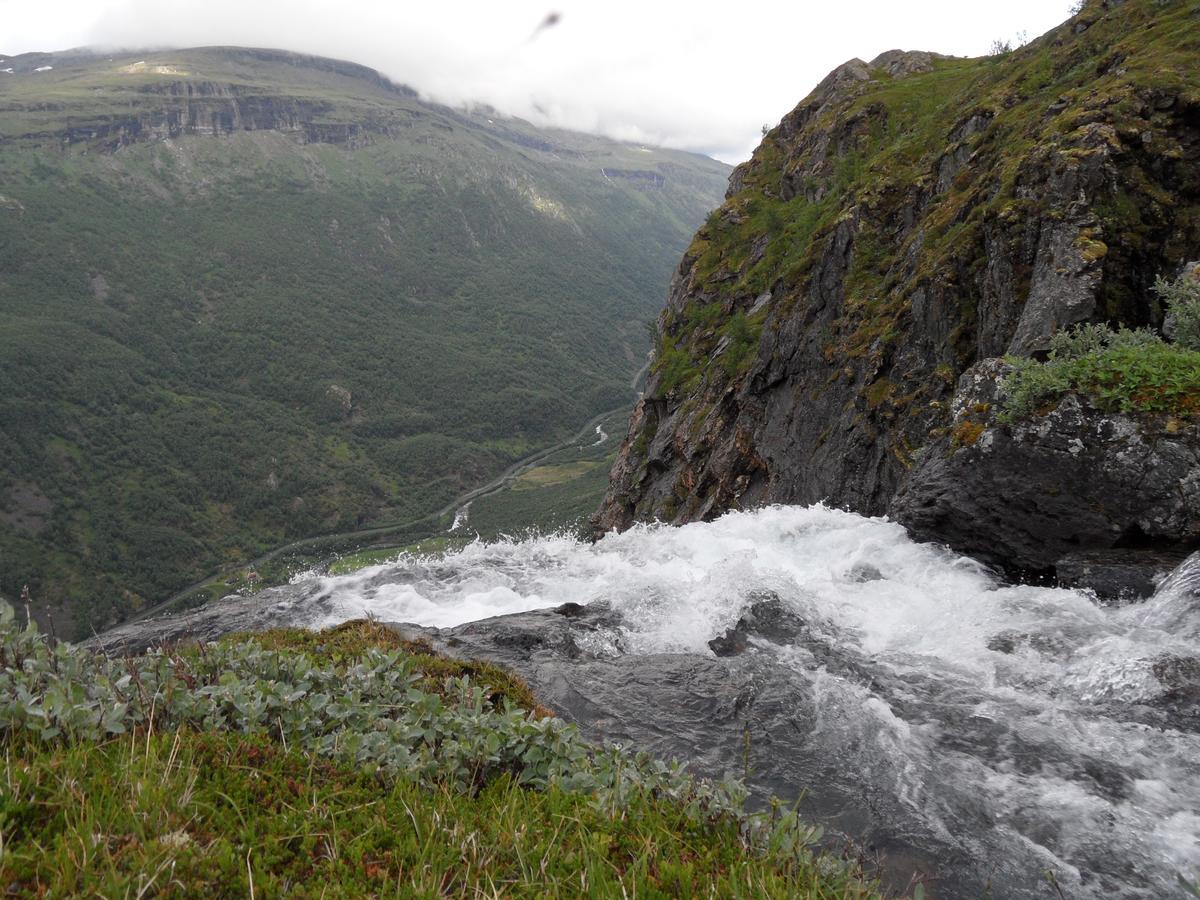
[[0, 615, 878, 897]]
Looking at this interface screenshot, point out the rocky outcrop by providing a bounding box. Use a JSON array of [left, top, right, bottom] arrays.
[[596, 1, 1200, 586], [24, 87, 403, 150], [890, 359, 1200, 585]]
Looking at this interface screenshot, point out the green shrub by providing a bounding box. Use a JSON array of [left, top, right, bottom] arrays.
[[1001, 329, 1200, 420], [719, 311, 763, 377], [1155, 269, 1200, 351], [1045, 322, 1162, 361], [654, 334, 700, 395]]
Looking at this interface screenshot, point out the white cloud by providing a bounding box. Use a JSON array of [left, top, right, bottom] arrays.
[[0, 0, 1078, 162]]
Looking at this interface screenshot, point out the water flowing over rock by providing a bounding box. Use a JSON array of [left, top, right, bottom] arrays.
[[88, 506, 1200, 898]]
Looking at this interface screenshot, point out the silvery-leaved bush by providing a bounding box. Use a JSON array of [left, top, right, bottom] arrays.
[[0, 600, 827, 861]]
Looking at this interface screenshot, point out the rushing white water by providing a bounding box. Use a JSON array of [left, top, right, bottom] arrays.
[[447, 501, 471, 533], [304, 504, 1199, 896]]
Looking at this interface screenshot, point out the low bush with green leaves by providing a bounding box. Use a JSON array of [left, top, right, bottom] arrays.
[[1156, 268, 1200, 351], [1000, 273, 1200, 421], [0, 605, 877, 897]]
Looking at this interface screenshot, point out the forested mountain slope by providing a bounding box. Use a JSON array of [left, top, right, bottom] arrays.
[[0, 46, 729, 634]]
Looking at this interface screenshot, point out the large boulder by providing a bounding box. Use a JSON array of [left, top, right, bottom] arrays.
[[890, 360, 1200, 585]]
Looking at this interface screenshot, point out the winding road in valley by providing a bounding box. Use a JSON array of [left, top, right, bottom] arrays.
[[131, 358, 650, 624]]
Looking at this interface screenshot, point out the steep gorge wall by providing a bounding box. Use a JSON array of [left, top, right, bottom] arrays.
[[597, 0, 1200, 572]]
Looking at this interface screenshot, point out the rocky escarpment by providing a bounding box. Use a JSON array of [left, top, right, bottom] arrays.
[[891, 359, 1200, 594], [597, 0, 1200, 586], [0, 48, 425, 150]]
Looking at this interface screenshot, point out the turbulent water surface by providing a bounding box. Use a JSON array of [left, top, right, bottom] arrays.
[[296, 505, 1198, 897]]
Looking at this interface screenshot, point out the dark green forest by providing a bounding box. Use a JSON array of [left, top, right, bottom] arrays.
[[0, 47, 729, 634]]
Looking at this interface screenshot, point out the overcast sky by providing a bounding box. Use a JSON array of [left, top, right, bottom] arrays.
[[2, 0, 1077, 162]]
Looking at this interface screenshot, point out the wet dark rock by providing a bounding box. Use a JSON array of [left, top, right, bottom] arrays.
[[708, 591, 808, 656], [82, 582, 331, 655], [1152, 656, 1200, 719], [1055, 549, 1183, 602], [847, 563, 884, 583], [398, 603, 1114, 898], [386, 603, 993, 896], [890, 361, 1200, 575], [985, 629, 1076, 659], [706, 629, 750, 657]]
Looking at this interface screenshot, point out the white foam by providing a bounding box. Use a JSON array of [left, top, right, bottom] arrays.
[[300, 504, 1199, 893]]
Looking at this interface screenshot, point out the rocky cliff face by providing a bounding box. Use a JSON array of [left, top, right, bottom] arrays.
[[890, 358, 1200, 589], [597, 0, 1200, 582], [0, 48, 423, 150]]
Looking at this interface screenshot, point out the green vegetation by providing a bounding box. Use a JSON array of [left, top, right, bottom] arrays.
[[719, 311, 763, 377], [166, 408, 625, 591], [452, 408, 629, 541], [0, 47, 729, 636], [1156, 268, 1200, 350], [1000, 326, 1200, 419], [513, 460, 601, 489], [468, 453, 615, 538], [231, 619, 552, 715], [654, 332, 703, 395], [0, 607, 876, 897], [1001, 272, 1200, 419], [324, 406, 627, 577], [327, 537, 467, 575]]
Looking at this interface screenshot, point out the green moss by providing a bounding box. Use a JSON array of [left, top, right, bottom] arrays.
[[866, 378, 895, 409], [951, 419, 987, 449], [1076, 230, 1110, 263]]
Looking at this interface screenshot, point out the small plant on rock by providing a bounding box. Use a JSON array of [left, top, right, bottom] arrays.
[[1155, 268, 1200, 351]]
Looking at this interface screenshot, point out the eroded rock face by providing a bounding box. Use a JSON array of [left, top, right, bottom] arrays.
[[2, 47, 419, 150], [595, 1, 1200, 581], [890, 360, 1200, 579]]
